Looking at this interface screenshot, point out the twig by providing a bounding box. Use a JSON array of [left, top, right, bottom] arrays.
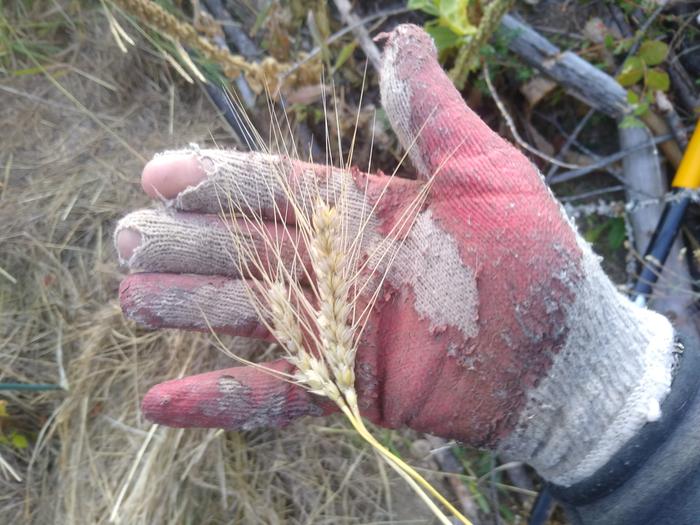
[[535, 111, 602, 161], [482, 62, 585, 170], [0, 383, 64, 391], [656, 90, 689, 149], [332, 0, 382, 73], [282, 5, 410, 79], [668, 57, 700, 113], [499, 14, 628, 117], [668, 6, 700, 53], [109, 424, 159, 522], [544, 109, 595, 181], [450, 0, 515, 89], [425, 436, 480, 522], [0, 452, 22, 483], [549, 130, 681, 184], [559, 185, 626, 203], [619, 124, 698, 333], [55, 321, 69, 390], [201, 0, 260, 60], [625, 1, 668, 58], [198, 0, 257, 110], [640, 110, 683, 168]]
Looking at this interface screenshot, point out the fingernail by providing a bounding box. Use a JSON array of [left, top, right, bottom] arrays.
[[116, 228, 142, 262], [141, 152, 206, 199]]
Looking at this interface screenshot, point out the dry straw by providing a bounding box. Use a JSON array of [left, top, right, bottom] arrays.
[[1, 6, 474, 523], [209, 86, 474, 525], [106, 0, 322, 93]]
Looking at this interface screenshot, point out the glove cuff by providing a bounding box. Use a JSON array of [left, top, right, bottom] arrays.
[[549, 332, 694, 507], [499, 235, 676, 487]]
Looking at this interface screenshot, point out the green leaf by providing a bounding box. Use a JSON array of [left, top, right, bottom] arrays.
[[633, 101, 650, 116], [607, 218, 626, 250], [626, 90, 639, 105], [439, 0, 477, 36], [333, 41, 357, 71], [407, 0, 439, 16], [604, 34, 615, 51], [425, 23, 462, 52], [613, 37, 633, 55], [11, 432, 28, 449], [584, 221, 607, 243], [616, 56, 644, 87], [620, 115, 644, 129], [646, 68, 670, 92], [638, 40, 668, 66], [468, 479, 491, 513]]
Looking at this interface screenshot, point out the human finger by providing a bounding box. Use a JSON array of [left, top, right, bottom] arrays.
[[379, 25, 538, 191], [141, 360, 335, 430], [115, 209, 309, 279], [119, 273, 271, 337], [141, 149, 381, 220]]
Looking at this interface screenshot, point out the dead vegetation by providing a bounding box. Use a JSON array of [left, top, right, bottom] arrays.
[[0, 9, 418, 525], [2, 0, 698, 524]]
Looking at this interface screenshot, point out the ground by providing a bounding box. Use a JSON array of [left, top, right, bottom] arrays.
[[2, 1, 697, 524]]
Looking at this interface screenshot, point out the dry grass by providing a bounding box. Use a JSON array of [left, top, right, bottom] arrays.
[[0, 4, 447, 524]]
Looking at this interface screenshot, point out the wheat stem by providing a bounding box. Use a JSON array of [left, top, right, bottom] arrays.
[[341, 394, 473, 525], [214, 88, 470, 522], [262, 200, 472, 525], [337, 401, 470, 525]]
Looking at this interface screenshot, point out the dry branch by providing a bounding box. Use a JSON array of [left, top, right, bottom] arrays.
[[620, 126, 696, 327], [332, 0, 382, 73], [498, 14, 628, 117], [499, 14, 698, 337]]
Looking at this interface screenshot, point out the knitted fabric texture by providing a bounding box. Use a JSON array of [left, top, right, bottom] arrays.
[[499, 235, 675, 486]]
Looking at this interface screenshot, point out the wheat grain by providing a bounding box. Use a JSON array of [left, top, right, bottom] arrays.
[[309, 202, 355, 396], [207, 86, 473, 525]]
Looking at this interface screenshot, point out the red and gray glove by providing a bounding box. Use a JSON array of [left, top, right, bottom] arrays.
[[115, 25, 675, 487]]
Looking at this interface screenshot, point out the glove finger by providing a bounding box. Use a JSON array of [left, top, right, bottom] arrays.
[[142, 149, 376, 220], [141, 359, 335, 430], [115, 209, 309, 279], [119, 273, 270, 336], [379, 25, 537, 191]]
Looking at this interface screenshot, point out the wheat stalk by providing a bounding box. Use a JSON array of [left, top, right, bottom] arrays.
[[106, 0, 321, 94], [208, 86, 473, 524]]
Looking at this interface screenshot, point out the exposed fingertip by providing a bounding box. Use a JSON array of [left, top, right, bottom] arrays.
[[118, 274, 161, 329], [141, 382, 173, 424], [142, 152, 206, 199], [116, 228, 142, 262], [140, 365, 336, 430]]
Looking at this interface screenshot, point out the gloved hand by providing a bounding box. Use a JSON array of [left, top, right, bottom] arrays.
[[116, 24, 676, 487]]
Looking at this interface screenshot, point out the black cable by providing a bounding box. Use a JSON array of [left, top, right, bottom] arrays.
[[528, 487, 554, 525], [632, 194, 691, 302]]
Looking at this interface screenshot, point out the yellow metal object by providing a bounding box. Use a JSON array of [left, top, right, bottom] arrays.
[[672, 120, 700, 189]]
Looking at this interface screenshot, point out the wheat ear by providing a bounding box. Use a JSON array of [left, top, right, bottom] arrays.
[[206, 85, 472, 524]]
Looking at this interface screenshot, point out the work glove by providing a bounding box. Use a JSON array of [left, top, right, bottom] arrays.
[[115, 24, 676, 487]]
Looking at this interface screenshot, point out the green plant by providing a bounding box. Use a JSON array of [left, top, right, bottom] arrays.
[[0, 400, 29, 450], [615, 39, 670, 127], [585, 217, 626, 252], [408, 0, 477, 53]]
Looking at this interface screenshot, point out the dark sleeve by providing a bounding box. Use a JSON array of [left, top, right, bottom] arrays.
[[550, 332, 700, 525]]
